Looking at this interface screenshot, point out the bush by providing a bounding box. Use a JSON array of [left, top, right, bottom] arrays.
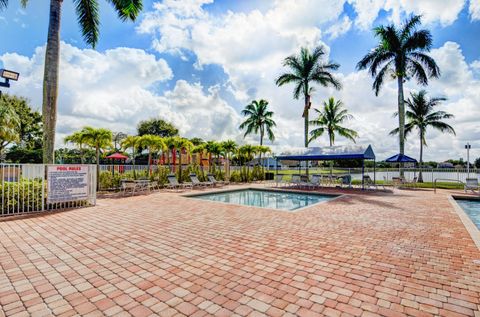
[[1, 179, 44, 213]]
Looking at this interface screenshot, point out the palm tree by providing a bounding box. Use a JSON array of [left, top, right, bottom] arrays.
[[309, 97, 358, 146], [0, 1, 143, 163], [390, 90, 455, 182], [205, 141, 221, 173], [192, 143, 207, 172], [239, 99, 276, 146], [112, 132, 127, 151], [121, 135, 140, 178], [164, 136, 177, 173], [81, 127, 112, 188], [175, 138, 193, 180], [64, 130, 87, 163], [221, 140, 237, 179], [138, 134, 165, 175], [0, 102, 20, 156], [276, 46, 341, 148], [357, 15, 440, 158]]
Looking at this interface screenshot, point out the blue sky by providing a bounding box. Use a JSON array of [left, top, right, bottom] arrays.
[[1, 0, 480, 160]]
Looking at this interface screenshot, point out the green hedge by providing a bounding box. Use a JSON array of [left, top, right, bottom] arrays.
[[1, 179, 44, 213]]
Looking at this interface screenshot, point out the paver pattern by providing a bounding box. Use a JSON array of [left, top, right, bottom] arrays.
[[1, 186, 479, 317]]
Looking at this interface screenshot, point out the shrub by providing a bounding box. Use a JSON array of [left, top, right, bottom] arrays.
[[0, 179, 44, 213]]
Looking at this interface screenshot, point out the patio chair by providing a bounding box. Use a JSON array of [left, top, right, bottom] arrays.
[[305, 174, 322, 189], [465, 178, 480, 194], [362, 175, 378, 190], [190, 173, 213, 188], [166, 174, 192, 191], [290, 174, 309, 188], [273, 174, 286, 187], [207, 174, 229, 187], [121, 180, 136, 196], [339, 175, 352, 188]]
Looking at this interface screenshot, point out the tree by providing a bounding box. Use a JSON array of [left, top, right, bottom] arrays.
[[357, 15, 440, 158], [64, 130, 88, 163], [121, 135, 140, 177], [239, 99, 276, 147], [221, 140, 237, 179], [276, 46, 341, 148], [1, 1, 144, 163], [205, 141, 222, 172], [309, 97, 358, 146], [192, 143, 207, 172], [137, 118, 179, 137], [112, 132, 127, 151], [175, 138, 193, 179], [238, 144, 257, 168], [190, 137, 204, 146], [0, 101, 20, 157], [390, 90, 454, 182], [81, 127, 112, 188], [138, 134, 165, 175]]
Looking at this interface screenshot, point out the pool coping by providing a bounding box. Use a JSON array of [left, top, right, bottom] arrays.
[[183, 187, 344, 212], [449, 195, 480, 250]]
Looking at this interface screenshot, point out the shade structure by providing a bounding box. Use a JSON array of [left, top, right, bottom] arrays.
[[385, 153, 417, 163], [106, 152, 129, 160]]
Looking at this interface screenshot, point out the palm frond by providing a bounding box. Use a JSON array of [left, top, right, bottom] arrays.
[[108, 0, 143, 21], [372, 60, 393, 95], [74, 0, 100, 48], [400, 15, 422, 41], [409, 52, 440, 78]]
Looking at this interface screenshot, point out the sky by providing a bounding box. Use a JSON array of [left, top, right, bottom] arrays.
[[1, 0, 480, 161]]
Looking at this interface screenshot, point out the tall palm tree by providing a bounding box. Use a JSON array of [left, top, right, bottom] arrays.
[[276, 46, 341, 147], [121, 135, 140, 178], [357, 15, 440, 157], [192, 143, 207, 172], [138, 134, 165, 175], [390, 90, 455, 182], [164, 136, 178, 173], [309, 97, 358, 146], [81, 127, 112, 188], [175, 138, 193, 180], [221, 140, 237, 179], [205, 141, 221, 173], [0, 1, 143, 164], [239, 99, 276, 146], [64, 130, 87, 163]]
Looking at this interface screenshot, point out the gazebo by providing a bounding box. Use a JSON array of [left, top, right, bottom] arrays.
[[275, 145, 376, 188]]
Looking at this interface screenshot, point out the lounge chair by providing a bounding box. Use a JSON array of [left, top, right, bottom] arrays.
[[465, 178, 480, 194], [190, 173, 213, 188], [166, 174, 192, 191], [290, 174, 309, 188], [207, 174, 228, 187], [305, 174, 322, 189], [274, 174, 286, 187], [339, 175, 352, 188], [362, 175, 378, 190]]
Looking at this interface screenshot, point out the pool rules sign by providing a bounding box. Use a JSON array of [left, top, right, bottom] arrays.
[[47, 166, 89, 204]]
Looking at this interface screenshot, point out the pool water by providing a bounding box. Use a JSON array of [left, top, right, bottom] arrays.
[[190, 189, 337, 211], [456, 199, 480, 229]]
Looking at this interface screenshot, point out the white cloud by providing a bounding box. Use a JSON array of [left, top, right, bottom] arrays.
[[0, 42, 244, 146], [470, 0, 480, 20], [326, 16, 353, 39]]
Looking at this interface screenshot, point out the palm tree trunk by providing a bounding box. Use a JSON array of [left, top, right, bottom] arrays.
[[148, 149, 152, 177], [304, 94, 310, 147], [397, 76, 405, 177], [42, 0, 63, 164], [172, 148, 176, 173], [96, 146, 100, 190], [178, 151, 182, 181], [418, 133, 424, 182], [132, 148, 136, 179], [329, 134, 333, 177]]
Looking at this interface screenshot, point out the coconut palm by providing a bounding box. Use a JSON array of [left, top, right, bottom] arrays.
[[192, 143, 207, 172], [164, 136, 177, 172], [221, 140, 237, 179], [390, 90, 455, 182], [309, 97, 358, 146], [81, 127, 112, 188], [238, 144, 257, 167], [138, 134, 165, 175], [64, 130, 88, 163], [239, 99, 276, 146], [357, 15, 440, 158], [0, 102, 20, 156], [276, 46, 341, 147], [121, 135, 140, 178], [205, 141, 222, 172], [0, 1, 143, 163], [175, 138, 193, 180]]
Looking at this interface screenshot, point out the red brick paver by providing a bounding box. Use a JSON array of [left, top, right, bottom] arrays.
[[0, 186, 479, 316]]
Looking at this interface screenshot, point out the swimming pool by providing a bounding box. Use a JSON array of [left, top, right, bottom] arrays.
[[455, 198, 480, 230], [188, 189, 338, 211]]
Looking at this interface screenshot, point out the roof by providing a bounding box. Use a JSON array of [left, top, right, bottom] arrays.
[[385, 153, 417, 163], [275, 145, 375, 161], [106, 152, 129, 160]]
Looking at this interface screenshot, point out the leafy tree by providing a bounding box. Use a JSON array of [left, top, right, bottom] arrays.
[[192, 143, 207, 172], [137, 118, 179, 137], [6, 146, 43, 163], [475, 157, 480, 169], [276, 46, 341, 147], [190, 137, 204, 146], [390, 90, 454, 181], [1, 1, 143, 163], [309, 97, 358, 146], [205, 141, 222, 172], [64, 130, 88, 163], [112, 132, 127, 151], [81, 127, 113, 188], [357, 15, 440, 158], [138, 134, 165, 174], [0, 101, 20, 157], [239, 99, 276, 146], [121, 135, 141, 177], [221, 140, 237, 178], [175, 138, 193, 179]]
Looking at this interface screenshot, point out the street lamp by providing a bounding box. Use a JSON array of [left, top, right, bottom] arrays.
[[465, 143, 471, 178], [0, 68, 20, 98]]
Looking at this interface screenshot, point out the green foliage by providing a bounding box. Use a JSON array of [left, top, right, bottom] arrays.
[[0, 179, 44, 213], [239, 99, 276, 144], [229, 166, 264, 183], [6, 146, 43, 163], [99, 171, 123, 190], [137, 118, 179, 137]]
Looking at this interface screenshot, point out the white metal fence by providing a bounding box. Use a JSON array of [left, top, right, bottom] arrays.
[[1, 164, 97, 217]]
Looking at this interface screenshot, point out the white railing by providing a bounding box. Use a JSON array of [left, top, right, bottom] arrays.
[[1, 163, 96, 217]]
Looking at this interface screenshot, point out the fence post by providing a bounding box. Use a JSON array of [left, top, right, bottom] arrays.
[[42, 164, 45, 211]]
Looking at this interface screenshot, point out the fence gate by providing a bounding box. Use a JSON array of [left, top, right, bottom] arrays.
[[1, 164, 97, 217]]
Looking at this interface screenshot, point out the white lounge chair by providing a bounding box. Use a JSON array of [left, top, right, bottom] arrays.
[[190, 173, 213, 188], [274, 174, 286, 187], [305, 174, 322, 189], [465, 178, 480, 194], [166, 174, 192, 191], [207, 174, 228, 187], [363, 175, 378, 190]]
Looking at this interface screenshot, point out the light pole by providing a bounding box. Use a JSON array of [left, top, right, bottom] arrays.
[[465, 143, 471, 178], [0, 69, 20, 98]]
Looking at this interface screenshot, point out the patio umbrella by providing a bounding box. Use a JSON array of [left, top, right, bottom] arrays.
[[385, 153, 417, 163], [106, 152, 129, 176]]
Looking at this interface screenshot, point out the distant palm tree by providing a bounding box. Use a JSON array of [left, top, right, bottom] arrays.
[[192, 143, 207, 172], [205, 141, 222, 172], [112, 132, 127, 151], [390, 90, 455, 182], [221, 140, 237, 179], [239, 99, 276, 146], [0, 1, 143, 163], [64, 130, 87, 163], [175, 138, 193, 180], [276, 46, 341, 148], [309, 97, 358, 146], [138, 134, 165, 175], [357, 15, 440, 157], [121, 135, 140, 178], [81, 127, 112, 188]]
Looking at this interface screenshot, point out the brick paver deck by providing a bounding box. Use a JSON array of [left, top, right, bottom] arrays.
[[1, 186, 479, 316]]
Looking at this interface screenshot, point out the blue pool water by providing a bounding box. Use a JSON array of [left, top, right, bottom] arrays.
[[190, 189, 336, 211], [456, 199, 480, 229]]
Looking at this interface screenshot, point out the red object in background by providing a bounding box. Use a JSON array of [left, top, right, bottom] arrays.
[[106, 153, 129, 160]]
